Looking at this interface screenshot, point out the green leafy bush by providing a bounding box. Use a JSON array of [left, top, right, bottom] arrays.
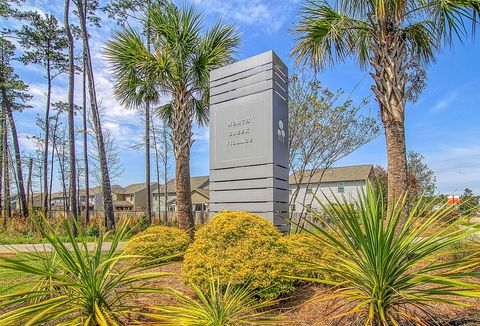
[[182, 211, 295, 300], [123, 225, 190, 261], [278, 231, 338, 281]]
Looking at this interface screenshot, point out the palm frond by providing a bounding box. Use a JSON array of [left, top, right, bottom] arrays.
[[292, 0, 371, 70], [104, 26, 159, 109], [427, 0, 480, 44]]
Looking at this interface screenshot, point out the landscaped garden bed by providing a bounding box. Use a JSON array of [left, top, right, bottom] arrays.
[[1, 187, 480, 325]]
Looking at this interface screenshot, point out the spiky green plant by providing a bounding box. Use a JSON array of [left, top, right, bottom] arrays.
[[0, 217, 170, 325], [143, 279, 283, 325], [296, 184, 480, 325]]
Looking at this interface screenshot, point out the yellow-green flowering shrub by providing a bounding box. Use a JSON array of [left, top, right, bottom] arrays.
[[182, 211, 295, 300], [123, 226, 190, 261], [279, 232, 339, 281]]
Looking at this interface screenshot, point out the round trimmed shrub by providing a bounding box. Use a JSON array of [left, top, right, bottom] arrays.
[[182, 211, 295, 300], [123, 226, 190, 261]]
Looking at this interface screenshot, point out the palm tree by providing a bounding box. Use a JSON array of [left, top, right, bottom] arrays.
[[105, 3, 240, 238], [292, 0, 480, 213]]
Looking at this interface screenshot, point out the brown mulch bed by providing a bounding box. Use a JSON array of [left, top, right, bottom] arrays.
[[135, 263, 480, 326], [2, 262, 480, 325]]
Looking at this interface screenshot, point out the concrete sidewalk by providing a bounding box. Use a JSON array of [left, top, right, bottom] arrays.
[[0, 242, 124, 255]]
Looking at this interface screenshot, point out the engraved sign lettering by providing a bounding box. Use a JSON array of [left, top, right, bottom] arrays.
[[226, 117, 254, 147]]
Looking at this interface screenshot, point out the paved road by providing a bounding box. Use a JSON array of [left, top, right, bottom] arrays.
[[0, 242, 124, 255]]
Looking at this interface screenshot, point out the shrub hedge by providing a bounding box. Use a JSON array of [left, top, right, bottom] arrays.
[[123, 226, 190, 261]]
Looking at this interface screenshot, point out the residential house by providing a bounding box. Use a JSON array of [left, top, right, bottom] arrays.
[[18, 164, 372, 216], [289, 164, 374, 212], [93, 183, 157, 212], [153, 176, 209, 213]]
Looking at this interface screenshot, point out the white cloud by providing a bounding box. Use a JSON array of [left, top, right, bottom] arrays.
[[425, 141, 480, 194], [18, 134, 39, 152], [192, 0, 290, 33], [430, 91, 458, 113]]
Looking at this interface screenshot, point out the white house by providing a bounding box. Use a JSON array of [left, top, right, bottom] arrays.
[[289, 164, 374, 212]]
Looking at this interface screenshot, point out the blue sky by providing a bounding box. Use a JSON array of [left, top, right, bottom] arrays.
[[9, 0, 480, 195]]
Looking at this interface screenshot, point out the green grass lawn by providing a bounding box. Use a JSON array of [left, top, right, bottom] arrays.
[[0, 255, 33, 294], [0, 233, 104, 245]]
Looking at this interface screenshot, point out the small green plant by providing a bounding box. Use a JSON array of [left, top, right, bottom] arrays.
[[86, 224, 100, 237], [123, 225, 190, 262], [298, 184, 480, 325], [144, 278, 283, 325], [182, 211, 296, 300], [0, 216, 170, 325]]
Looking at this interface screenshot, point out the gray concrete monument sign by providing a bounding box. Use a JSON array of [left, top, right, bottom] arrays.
[[209, 50, 289, 232]]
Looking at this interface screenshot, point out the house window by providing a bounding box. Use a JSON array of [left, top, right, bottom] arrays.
[[338, 182, 345, 193]]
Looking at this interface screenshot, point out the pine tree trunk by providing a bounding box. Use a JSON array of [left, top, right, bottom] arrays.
[[65, 0, 78, 235], [26, 157, 33, 209], [150, 116, 162, 222], [82, 49, 90, 225], [171, 89, 194, 239], [0, 105, 4, 220], [2, 86, 28, 217], [43, 61, 51, 215], [145, 103, 152, 224], [76, 0, 115, 230], [3, 113, 11, 225], [49, 115, 59, 216], [145, 4, 152, 224], [163, 124, 169, 224]]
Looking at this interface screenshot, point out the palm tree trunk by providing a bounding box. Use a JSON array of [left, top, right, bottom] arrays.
[[172, 89, 194, 239], [2, 86, 28, 217], [384, 120, 407, 208], [76, 0, 115, 230], [370, 32, 408, 216], [175, 148, 193, 238], [65, 0, 78, 235]]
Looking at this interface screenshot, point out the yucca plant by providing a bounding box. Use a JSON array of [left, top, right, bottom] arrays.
[[143, 279, 283, 325], [0, 217, 171, 325], [296, 184, 480, 325]]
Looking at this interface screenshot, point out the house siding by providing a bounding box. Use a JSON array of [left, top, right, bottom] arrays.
[[289, 180, 367, 212]]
